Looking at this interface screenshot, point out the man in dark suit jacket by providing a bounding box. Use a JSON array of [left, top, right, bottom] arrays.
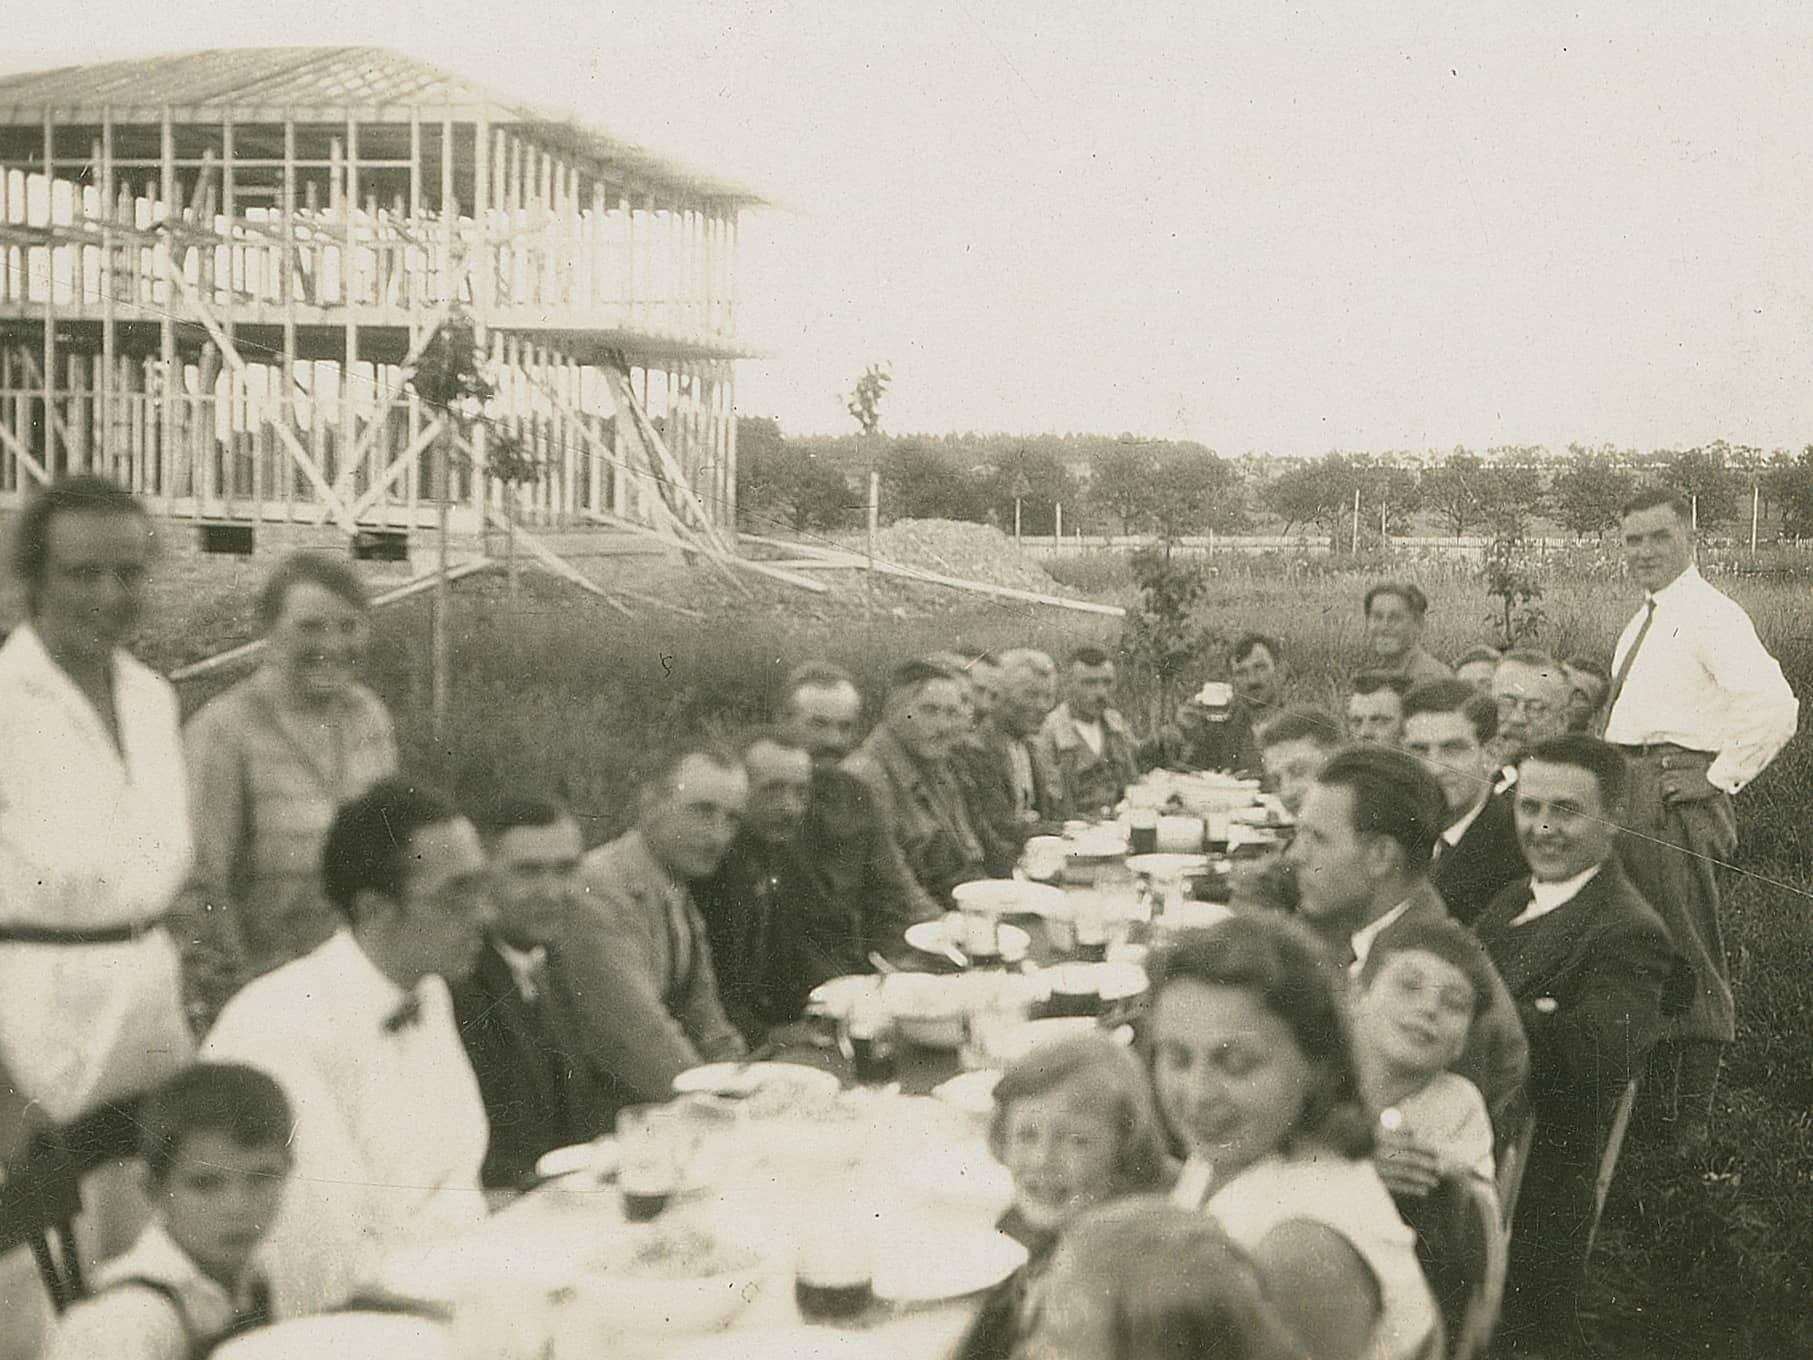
[[1476, 736, 1680, 1355], [1403, 679, 1527, 926], [451, 796, 635, 1191], [1288, 745, 1529, 1136], [954, 650, 1065, 878]]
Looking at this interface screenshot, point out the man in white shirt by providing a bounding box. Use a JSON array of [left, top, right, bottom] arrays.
[[1602, 487, 1798, 1144], [1288, 746, 1527, 1135], [0, 478, 194, 1360], [203, 779, 494, 1315], [1474, 736, 1678, 1354]]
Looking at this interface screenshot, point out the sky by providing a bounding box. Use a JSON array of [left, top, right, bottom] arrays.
[[7, 2, 1813, 454]]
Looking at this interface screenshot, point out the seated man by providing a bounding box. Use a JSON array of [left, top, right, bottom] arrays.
[[1345, 671, 1410, 747], [693, 729, 838, 1044], [1228, 706, 1344, 913], [958, 649, 1065, 877], [203, 779, 493, 1315], [1403, 679, 1525, 927], [1488, 648, 1571, 769], [1562, 654, 1610, 733], [1362, 581, 1453, 683], [452, 795, 634, 1192], [1287, 746, 1528, 1137], [776, 662, 941, 957], [845, 659, 987, 903], [572, 741, 748, 1099], [1037, 646, 1141, 817], [45, 1064, 292, 1360], [1475, 736, 1679, 1355], [1231, 631, 1288, 721], [1453, 645, 1502, 695]]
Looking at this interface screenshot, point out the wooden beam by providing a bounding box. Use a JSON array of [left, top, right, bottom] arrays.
[[482, 505, 633, 616], [344, 416, 443, 522], [169, 269, 356, 533], [0, 416, 51, 486], [583, 508, 830, 595]]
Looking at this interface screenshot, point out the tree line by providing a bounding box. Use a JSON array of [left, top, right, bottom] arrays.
[[733, 422, 1813, 546]]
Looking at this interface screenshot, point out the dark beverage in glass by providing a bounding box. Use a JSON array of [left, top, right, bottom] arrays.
[[795, 1277, 874, 1321], [850, 1034, 897, 1085], [1129, 821, 1158, 855], [621, 1187, 670, 1222]]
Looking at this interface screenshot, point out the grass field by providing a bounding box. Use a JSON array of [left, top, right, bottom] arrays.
[[155, 551, 1813, 1359]]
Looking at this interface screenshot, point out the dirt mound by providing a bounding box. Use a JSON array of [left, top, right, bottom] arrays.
[[851, 519, 1067, 595]]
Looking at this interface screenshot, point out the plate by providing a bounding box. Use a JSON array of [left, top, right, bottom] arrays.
[[213, 1315, 450, 1360], [872, 1225, 1029, 1303], [931, 1069, 1002, 1117], [1125, 853, 1211, 879], [806, 974, 880, 1019], [534, 1137, 621, 1183], [672, 1062, 843, 1102], [950, 879, 1071, 918], [905, 919, 1031, 964]]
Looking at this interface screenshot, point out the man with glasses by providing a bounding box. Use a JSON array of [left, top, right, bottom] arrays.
[[1489, 649, 1571, 771], [203, 780, 494, 1315]]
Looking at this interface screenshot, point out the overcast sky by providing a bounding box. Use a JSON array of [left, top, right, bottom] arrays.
[[9, 2, 1813, 454]]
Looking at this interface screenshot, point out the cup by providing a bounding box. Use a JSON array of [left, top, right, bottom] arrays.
[[1022, 836, 1068, 882], [959, 906, 1003, 965], [1128, 807, 1158, 855], [617, 1104, 679, 1221], [795, 1195, 875, 1323], [843, 991, 898, 1085], [1070, 889, 1107, 962]]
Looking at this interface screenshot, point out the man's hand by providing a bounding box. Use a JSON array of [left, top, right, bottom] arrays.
[[1374, 1126, 1443, 1197]]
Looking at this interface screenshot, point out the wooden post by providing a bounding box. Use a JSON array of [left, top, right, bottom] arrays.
[[42, 109, 57, 477], [1750, 482, 1759, 553], [281, 114, 298, 518], [1055, 501, 1062, 540], [100, 113, 114, 480], [1350, 488, 1360, 555], [865, 467, 880, 625], [160, 106, 177, 511]]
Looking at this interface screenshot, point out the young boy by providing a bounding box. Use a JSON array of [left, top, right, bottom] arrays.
[[1351, 919, 1498, 1195], [45, 1063, 294, 1360]]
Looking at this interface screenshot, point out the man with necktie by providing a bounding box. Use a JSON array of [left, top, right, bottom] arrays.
[[1601, 488, 1798, 1145], [452, 795, 634, 1192]]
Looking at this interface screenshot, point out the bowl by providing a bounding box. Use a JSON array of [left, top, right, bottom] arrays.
[[570, 1216, 771, 1340], [951, 879, 1070, 918], [881, 972, 1038, 1050]]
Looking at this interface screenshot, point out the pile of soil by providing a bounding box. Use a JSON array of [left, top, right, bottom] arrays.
[[853, 518, 1069, 596]]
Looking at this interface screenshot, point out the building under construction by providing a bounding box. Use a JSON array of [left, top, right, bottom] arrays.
[[0, 47, 756, 558]]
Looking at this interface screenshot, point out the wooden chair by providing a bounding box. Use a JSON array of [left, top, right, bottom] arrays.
[[1494, 1108, 1537, 1231], [1396, 1171, 1508, 1360], [0, 1098, 145, 1313], [1585, 1077, 1640, 1259]]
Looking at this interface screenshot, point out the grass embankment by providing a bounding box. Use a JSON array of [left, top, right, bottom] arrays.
[[158, 557, 1812, 1359]]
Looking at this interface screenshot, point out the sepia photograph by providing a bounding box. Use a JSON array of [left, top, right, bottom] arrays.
[[0, 4, 1807, 1358]]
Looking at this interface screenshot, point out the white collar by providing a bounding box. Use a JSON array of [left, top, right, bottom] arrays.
[[1508, 864, 1603, 927], [320, 929, 417, 1027], [1349, 895, 1415, 972], [1439, 790, 1491, 849], [494, 938, 548, 999], [99, 1221, 261, 1315], [1647, 564, 1703, 607]]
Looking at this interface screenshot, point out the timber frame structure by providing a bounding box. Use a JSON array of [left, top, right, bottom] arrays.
[[0, 48, 754, 546]]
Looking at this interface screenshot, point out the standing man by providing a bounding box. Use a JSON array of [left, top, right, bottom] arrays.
[[1402, 680, 1525, 927], [452, 795, 632, 1192], [1363, 582, 1453, 684], [845, 660, 987, 902], [1344, 672, 1410, 747], [1602, 488, 1797, 1144], [1037, 646, 1141, 817], [1287, 747, 1528, 1135], [0, 478, 196, 1359], [1475, 737, 1679, 1354], [573, 741, 748, 1098], [203, 779, 494, 1314]]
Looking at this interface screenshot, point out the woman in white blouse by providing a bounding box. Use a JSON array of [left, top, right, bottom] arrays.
[[1149, 917, 1439, 1360]]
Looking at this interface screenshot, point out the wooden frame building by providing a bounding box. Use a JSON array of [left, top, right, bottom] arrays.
[[0, 48, 756, 549]]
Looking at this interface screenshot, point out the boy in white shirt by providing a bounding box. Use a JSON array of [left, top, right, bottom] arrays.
[[45, 1064, 293, 1360], [1351, 919, 1499, 1194]]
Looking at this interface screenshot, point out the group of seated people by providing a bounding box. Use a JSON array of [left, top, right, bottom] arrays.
[[2, 479, 1677, 1360]]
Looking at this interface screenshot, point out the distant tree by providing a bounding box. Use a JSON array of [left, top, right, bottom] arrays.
[[1550, 455, 1635, 538], [1666, 445, 1740, 529], [878, 440, 987, 522], [1419, 450, 1489, 537], [1767, 446, 1813, 539], [1262, 456, 1354, 536], [980, 443, 1076, 535], [735, 417, 857, 534], [845, 363, 892, 436], [1148, 451, 1248, 540], [1478, 463, 1548, 542], [1091, 443, 1164, 533]]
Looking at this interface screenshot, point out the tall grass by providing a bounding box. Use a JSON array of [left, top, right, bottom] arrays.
[[159, 554, 1811, 1359]]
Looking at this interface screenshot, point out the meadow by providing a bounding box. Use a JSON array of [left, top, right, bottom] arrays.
[[156, 549, 1813, 1359]]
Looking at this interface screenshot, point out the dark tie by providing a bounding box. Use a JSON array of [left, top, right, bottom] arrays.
[[1601, 598, 1657, 730], [382, 990, 423, 1033]]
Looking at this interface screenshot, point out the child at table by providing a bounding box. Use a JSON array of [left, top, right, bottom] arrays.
[[1351, 920, 1498, 1195], [45, 1063, 294, 1360], [1150, 917, 1439, 1360], [1015, 1197, 1303, 1360], [958, 1033, 1169, 1360]]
